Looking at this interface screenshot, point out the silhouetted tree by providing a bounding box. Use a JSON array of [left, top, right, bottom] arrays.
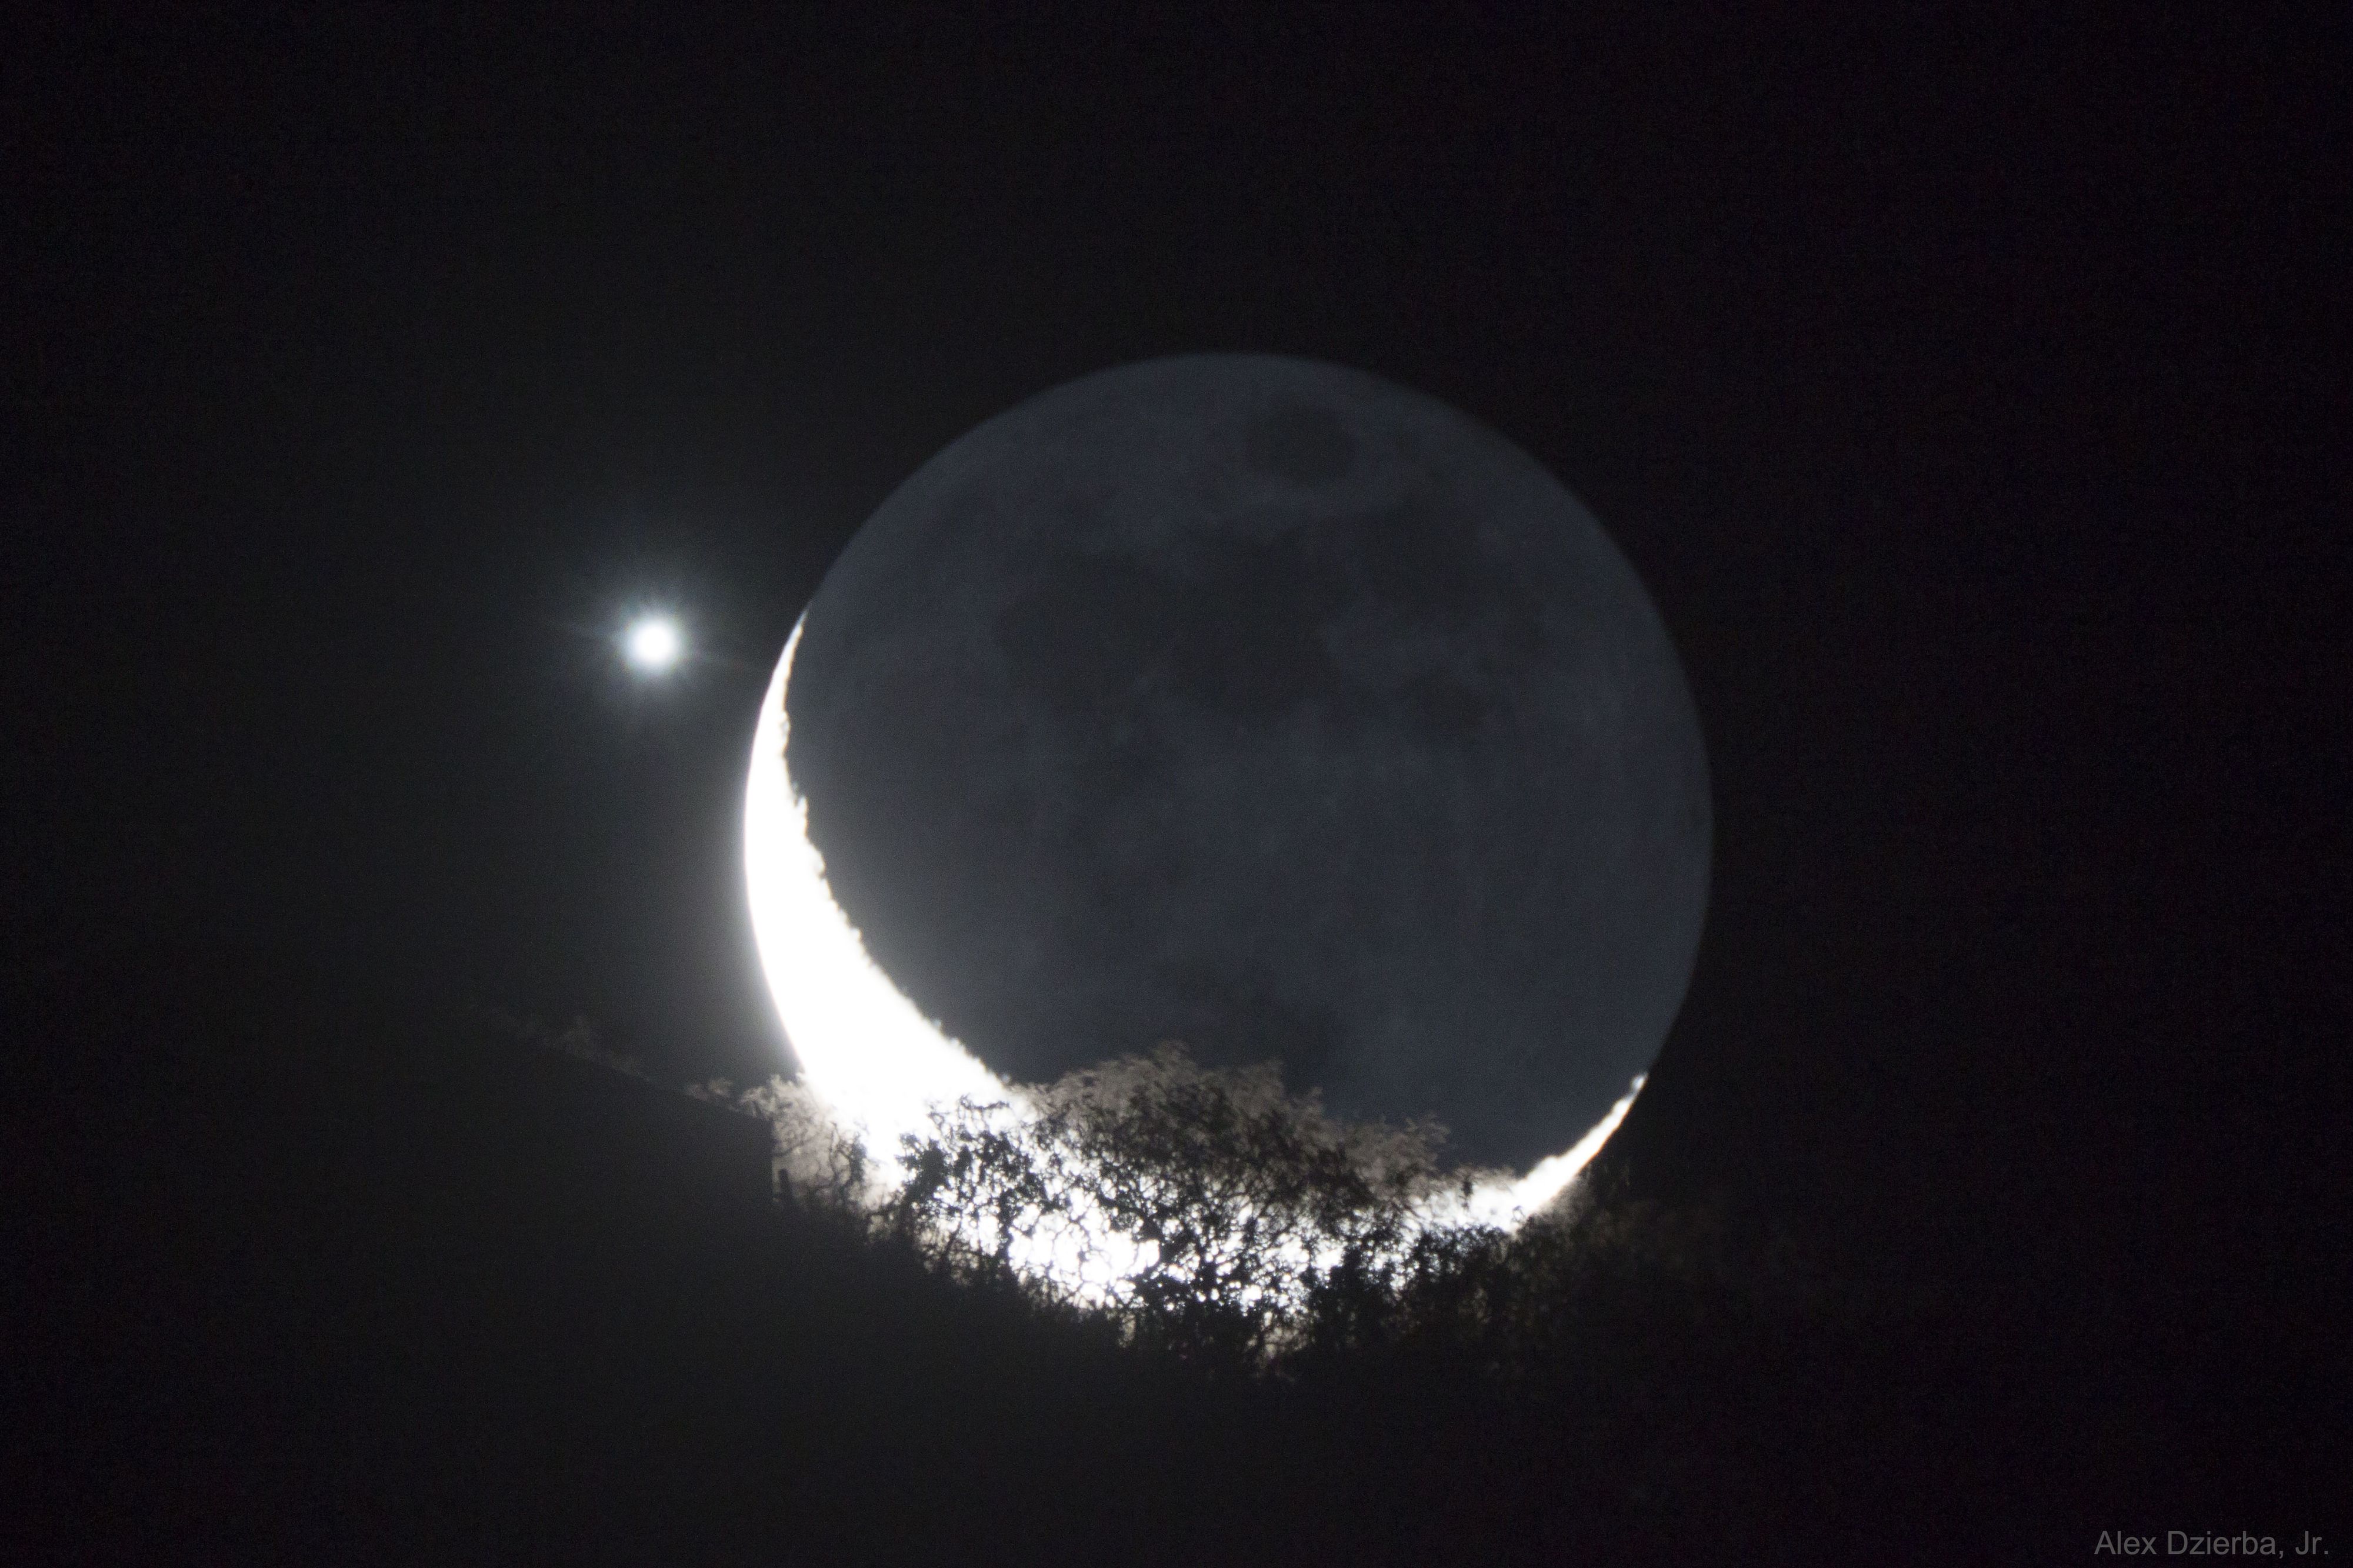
[[737, 1046, 1814, 1385], [884, 1044, 1490, 1369], [738, 1075, 874, 1227]]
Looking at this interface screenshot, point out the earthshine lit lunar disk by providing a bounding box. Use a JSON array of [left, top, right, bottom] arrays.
[[744, 618, 1639, 1227], [745, 353, 1708, 1220]]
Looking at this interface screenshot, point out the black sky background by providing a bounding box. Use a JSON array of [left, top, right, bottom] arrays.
[[9, 4, 2347, 1359]]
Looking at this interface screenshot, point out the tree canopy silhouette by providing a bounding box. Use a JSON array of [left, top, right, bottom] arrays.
[[741, 1043, 1807, 1380]]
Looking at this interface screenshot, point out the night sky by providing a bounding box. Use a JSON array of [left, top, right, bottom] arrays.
[[9, 6, 2347, 1555]]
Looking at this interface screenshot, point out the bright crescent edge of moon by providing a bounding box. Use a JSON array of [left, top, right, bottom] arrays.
[[744, 616, 1642, 1249]]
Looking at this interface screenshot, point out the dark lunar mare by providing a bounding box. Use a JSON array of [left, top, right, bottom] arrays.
[[786, 355, 1709, 1170]]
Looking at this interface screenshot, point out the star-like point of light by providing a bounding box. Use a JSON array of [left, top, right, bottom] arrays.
[[624, 615, 684, 673]]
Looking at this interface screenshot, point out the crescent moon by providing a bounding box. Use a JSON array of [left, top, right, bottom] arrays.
[[744, 617, 1641, 1234]]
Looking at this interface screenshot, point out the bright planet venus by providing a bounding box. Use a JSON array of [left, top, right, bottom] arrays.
[[746, 354, 1709, 1212], [625, 615, 683, 672]]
